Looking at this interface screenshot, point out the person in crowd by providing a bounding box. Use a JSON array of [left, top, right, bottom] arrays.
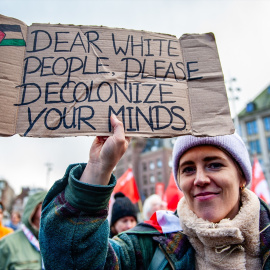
[[5, 210, 21, 231], [110, 192, 138, 237], [143, 194, 168, 220], [0, 202, 13, 239], [0, 191, 47, 270], [39, 115, 270, 269]]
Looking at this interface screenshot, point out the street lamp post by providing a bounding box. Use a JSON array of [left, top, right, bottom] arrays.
[[45, 162, 53, 190], [227, 77, 241, 135]]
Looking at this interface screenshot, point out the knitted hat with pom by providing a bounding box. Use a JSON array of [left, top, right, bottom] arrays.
[[172, 133, 252, 190], [111, 192, 137, 226]]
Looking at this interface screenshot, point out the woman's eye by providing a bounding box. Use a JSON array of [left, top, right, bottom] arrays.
[[182, 166, 195, 174], [208, 163, 223, 169]]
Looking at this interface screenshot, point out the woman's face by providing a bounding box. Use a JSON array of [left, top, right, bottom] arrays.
[[114, 216, 137, 234], [179, 145, 246, 223]]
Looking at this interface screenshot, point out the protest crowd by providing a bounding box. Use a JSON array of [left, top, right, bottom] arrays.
[[36, 115, 270, 269], [1, 12, 270, 270], [1, 116, 270, 269]]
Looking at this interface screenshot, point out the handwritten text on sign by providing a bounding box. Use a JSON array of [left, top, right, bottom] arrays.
[[15, 26, 202, 136]]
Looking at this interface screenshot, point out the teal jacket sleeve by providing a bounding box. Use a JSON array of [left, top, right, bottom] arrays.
[[39, 163, 144, 270]]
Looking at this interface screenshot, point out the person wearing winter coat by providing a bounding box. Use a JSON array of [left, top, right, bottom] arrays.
[[39, 115, 270, 269], [5, 210, 22, 231], [110, 192, 138, 238], [0, 191, 47, 270], [0, 202, 13, 239]]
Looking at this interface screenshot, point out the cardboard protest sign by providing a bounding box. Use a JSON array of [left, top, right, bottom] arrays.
[[0, 14, 234, 138]]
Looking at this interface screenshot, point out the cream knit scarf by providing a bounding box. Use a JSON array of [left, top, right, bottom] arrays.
[[177, 189, 261, 270]]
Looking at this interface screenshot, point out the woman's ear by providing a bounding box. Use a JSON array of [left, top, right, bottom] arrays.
[[239, 178, 247, 189]]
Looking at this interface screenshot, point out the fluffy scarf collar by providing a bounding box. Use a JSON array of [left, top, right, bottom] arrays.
[[177, 189, 261, 269]]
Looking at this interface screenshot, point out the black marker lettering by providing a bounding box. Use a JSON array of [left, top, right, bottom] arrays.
[[144, 39, 154, 56], [24, 107, 47, 136], [136, 106, 153, 131], [45, 82, 60, 104], [168, 40, 179, 56], [76, 106, 95, 130], [27, 30, 52, 53], [15, 83, 41, 106], [152, 106, 172, 130], [70, 32, 86, 53], [62, 107, 77, 129], [108, 105, 125, 131], [52, 57, 69, 76], [84, 31, 102, 53], [44, 108, 62, 130], [112, 33, 130, 55], [23, 56, 41, 83], [187, 61, 203, 81], [171, 106, 186, 131], [55, 32, 69, 52], [159, 84, 175, 103], [114, 83, 132, 103], [73, 82, 89, 103], [97, 82, 113, 102], [41, 57, 54, 77], [143, 84, 158, 103], [126, 107, 136, 131], [131, 35, 143, 56]]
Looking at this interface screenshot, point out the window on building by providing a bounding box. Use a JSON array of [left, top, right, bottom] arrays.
[[149, 161, 155, 170], [143, 175, 147, 185], [150, 187, 155, 194], [150, 175, 155, 183], [157, 159, 162, 168], [168, 157, 172, 168], [246, 120, 258, 135], [142, 162, 147, 172], [157, 172, 162, 182], [143, 189, 148, 198], [249, 140, 261, 154], [264, 116, 270, 131], [246, 102, 255, 113], [267, 137, 270, 151]]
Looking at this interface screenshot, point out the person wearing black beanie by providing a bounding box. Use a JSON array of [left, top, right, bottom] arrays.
[[110, 192, 137, 237]]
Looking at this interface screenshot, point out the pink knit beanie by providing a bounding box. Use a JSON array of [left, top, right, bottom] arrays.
[[172, 133, 252, 189]]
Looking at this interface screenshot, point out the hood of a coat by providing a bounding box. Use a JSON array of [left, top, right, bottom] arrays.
[[22, 191, 47, 238]]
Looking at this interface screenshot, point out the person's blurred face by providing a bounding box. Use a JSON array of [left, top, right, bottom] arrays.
[[179, 145, 246, 223], [114, 216, 137, 234], [31, 203, 42, 229], [0, 209, 3, 223], [11, 212, 20, 225], [151, 200, 163, 213]]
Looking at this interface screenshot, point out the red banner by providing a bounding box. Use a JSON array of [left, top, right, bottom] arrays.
[[113, 168, 140, 204]]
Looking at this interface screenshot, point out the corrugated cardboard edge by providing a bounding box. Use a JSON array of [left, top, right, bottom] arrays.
[[180, 33, 235, 136], [0, 14, 27, 136]]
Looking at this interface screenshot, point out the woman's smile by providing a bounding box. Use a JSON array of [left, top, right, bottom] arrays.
[[193, 191, 220, 201]]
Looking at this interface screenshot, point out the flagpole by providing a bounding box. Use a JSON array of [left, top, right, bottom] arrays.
[[137, 199, 143, 214]]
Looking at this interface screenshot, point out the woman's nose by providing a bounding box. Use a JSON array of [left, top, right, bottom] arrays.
[[194, 168, 210, 186]]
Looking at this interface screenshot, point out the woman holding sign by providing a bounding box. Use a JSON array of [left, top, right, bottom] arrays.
[[40, 115, 270, 269]]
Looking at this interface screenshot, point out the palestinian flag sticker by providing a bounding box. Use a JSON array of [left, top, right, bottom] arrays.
[[0, 24, 26, 46]]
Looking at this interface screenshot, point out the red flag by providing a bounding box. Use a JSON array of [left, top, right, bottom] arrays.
[[155, 183, 165, 198], [113, 168, 140, 203], [251, 157, 270, 204], [163, 172, 184, 211]]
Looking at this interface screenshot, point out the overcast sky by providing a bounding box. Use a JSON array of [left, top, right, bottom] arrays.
[[1, 0, 270, 194]]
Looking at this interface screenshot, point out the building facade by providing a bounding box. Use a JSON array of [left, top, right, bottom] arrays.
[[0, 179, 15, 212], [114, 137, 175, 201], [238, 85, 270, 184]]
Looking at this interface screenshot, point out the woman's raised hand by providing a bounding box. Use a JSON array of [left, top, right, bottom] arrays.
[[80, 114, 131, 185]]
